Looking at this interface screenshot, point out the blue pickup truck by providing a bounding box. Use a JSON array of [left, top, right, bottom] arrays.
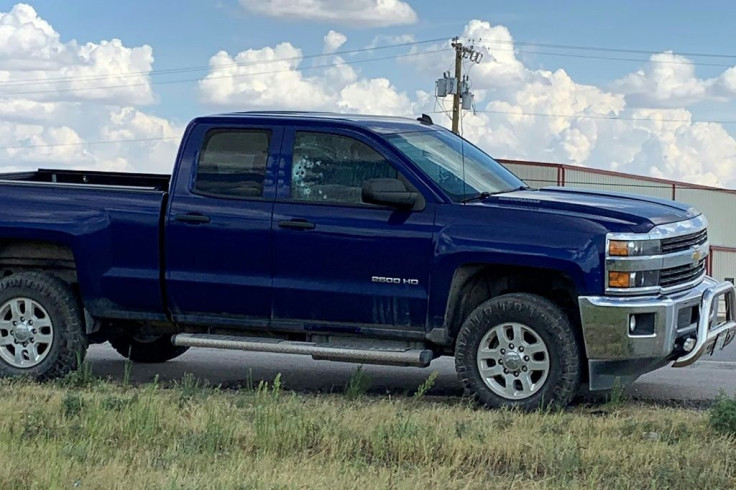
[[0, 111, 734, 408]]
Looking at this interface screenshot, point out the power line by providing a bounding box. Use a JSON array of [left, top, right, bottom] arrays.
[[4, 35, 736, 90], [3, 36, 734, 100], [467, 38, 736, 60], [0, 37, 448, 88], [0, 136, 180, 150], [445, 109, 736, 125], [0, 48, 452, 97], [476, 44, 736, 68]]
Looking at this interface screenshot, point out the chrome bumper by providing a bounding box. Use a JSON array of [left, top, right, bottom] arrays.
[[578, 277, 736, 390]]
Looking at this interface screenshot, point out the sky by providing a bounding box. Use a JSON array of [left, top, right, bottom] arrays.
[[2, 0, 736, 188]]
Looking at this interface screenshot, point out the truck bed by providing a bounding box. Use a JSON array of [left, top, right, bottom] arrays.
[[0, 168, 170, 191], [0, 169, 168, 319]]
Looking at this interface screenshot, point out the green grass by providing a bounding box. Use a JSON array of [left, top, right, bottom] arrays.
[[0, 371, 735, 489]]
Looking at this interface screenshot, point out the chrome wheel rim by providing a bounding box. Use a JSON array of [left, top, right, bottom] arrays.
[[476, 322, 550, 400], [0, 297, 54, 369]]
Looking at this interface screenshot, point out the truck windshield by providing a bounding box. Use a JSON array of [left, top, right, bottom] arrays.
[[383, 129, 526, 202]]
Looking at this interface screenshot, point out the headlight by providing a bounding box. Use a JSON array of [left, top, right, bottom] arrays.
[[608, 239, 661, 257], [608, 270, 660, 289]]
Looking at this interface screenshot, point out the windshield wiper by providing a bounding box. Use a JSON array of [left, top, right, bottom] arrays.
[[460, 186, 529, 203], [461, 191, 493, 203]]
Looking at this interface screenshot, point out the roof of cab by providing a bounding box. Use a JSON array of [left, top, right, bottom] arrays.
[[194, 111, 438, 134]]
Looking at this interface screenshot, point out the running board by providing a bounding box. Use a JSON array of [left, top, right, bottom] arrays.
[[171, 333, 434, 367]]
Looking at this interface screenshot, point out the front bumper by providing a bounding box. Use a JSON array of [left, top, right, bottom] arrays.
[[579, 277, 736, 391]]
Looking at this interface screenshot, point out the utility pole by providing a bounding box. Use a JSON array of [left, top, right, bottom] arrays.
[[451, 38, 463, 134], [435, 38, 483, 134]]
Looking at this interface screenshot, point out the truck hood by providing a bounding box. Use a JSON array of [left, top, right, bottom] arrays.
[[482, 186, 698, 232]]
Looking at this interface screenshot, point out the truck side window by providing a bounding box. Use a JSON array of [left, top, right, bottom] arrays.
[[291, 132, 397, 205], [195, 130, 271, 198]]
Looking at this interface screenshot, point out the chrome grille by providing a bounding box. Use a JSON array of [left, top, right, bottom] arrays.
[[660, 259, 707, 288], [661, 229, 708, 254], [606, 215, 709, 296]]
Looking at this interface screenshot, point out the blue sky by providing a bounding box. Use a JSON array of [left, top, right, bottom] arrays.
[[16, 0, 736, 121], [2, 1, 736, 187]]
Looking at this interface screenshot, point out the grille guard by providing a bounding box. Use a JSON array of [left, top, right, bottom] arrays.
[[672, 281, 736, 367]]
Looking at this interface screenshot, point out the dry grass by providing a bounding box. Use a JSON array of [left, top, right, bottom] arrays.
[[0, 369, 734, 490]]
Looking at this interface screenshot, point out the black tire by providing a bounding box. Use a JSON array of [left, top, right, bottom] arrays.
[[109, 334, 188, 363], [0, 272, 86, 380], [455, 293, 581, 410]]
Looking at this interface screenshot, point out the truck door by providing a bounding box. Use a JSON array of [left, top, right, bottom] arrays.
[[165, 123, 282, 325], [271, 127, 436, 334]]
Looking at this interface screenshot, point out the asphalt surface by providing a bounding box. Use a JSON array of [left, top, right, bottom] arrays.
[[85, 342, 736, 404]]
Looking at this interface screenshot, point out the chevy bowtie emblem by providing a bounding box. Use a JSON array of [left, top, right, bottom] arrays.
[[692, 250, 702, 262]]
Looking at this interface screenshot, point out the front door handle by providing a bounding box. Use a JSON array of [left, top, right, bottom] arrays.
[[175, 213, 211, 224], [278, 219, 315, 230]]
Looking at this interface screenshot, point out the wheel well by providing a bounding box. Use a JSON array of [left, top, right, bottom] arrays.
[[0, 240, 77, 285], [445, 264, 581, 343]]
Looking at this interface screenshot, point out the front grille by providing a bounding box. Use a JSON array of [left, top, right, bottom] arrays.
[[660, 259, 707, 288], [661, 229, 707, 254]]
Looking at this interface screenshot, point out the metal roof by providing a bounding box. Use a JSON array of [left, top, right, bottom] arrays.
[[498, 158, 736, 195]]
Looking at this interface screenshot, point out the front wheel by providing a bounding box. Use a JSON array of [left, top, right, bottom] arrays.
[[455, 293, 581, 410]]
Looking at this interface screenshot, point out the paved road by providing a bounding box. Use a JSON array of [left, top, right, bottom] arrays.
[[85, 343, 736, 404]]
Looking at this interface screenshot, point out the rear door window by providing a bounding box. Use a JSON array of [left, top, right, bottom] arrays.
[[195, 130, 271, 198]]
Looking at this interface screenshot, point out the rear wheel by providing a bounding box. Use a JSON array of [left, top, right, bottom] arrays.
[[455, 293, 581, 410], [109, 333, 188, 364], [0, 272, 86, 380]]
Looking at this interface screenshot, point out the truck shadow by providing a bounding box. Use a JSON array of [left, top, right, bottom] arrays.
[[85, 345, 704, 409], [85, 344, 467, 399]]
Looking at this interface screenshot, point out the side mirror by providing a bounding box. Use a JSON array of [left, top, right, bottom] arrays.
[[362, 178, 418, 209]]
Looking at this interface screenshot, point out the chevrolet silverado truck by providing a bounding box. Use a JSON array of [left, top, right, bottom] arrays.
[[0, 111, 734, 409]]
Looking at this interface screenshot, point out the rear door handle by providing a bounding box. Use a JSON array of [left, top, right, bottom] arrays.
[[278, 219, 315, 230], [175, 213, 211, 224]]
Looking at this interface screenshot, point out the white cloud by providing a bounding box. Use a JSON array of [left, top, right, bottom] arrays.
[[238, 0, 417, 27], [0, 4, 155, 105], [366, 34, 415, 50], [323, 30, 347, 54], [337, 78, 412, 114], [0, 3, 183, 174], [198, 43, 416, 116], [95, 107, 184, 173], [199, 43, 335, 109], [612, 51, 736, 109], [613, 52, 711, 108]]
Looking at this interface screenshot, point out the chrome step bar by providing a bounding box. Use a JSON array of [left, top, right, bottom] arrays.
[[172, 333, 434, 367]]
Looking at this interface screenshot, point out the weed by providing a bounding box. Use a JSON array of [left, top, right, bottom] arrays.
[[122, 356, 132, 388], [413, 371, 438, 400], [62, 392, 84, 418], [181, 411, 237, 455], [606, 377, 627, 407], [255, 373, 283, 401], [710, 392, 736, 435], [176, 372, 210, 405], [64, 355, 98, 388], [345, 365, 371, 399], [100, 395, 132, 412]]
